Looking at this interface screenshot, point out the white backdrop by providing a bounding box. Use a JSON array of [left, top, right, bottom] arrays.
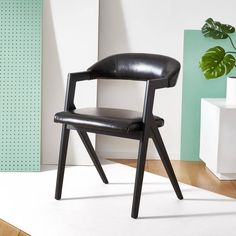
[[97, 0, 236, 160], [42, 0, 99, 165], [41, 0, 236, 163]]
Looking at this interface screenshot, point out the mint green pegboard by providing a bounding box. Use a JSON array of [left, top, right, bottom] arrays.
[[181, 30, 236, 161], [0, 0, 42, 171]]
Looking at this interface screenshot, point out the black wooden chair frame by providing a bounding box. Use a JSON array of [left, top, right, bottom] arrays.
[[55, 71, 183, 219]]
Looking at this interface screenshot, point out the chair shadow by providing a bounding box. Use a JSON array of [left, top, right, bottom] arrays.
[[139, 211, 236, 220], [109, 182, 168, 185], [61, 190, 172, 201], [184, 198, 236, 202], [61, 188, 201, 201]]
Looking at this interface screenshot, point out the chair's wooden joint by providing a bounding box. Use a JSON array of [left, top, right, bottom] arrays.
[[69, 71, 91, 82], [149, 78, 169, 89]]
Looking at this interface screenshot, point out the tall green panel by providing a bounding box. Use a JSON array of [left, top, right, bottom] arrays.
[[181, 30, 236, 161], [0, 0, 42, 171]]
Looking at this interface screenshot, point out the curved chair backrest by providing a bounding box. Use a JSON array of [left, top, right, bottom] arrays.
[[88, 53, 181, 87]]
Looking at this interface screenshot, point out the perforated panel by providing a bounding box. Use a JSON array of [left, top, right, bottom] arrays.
[[0, 0, 42, 171]]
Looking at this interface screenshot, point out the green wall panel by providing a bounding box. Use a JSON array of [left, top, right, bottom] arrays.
[[181, 30, 236, 161], [0, 0, 42, 171]]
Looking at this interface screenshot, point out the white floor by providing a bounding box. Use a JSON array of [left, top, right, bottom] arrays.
[[1, 161, 236, 236]]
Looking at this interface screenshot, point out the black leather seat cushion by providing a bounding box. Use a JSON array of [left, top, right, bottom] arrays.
[[54, 108, 164, 134]]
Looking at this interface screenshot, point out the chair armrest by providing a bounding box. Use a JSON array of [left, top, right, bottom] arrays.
[[141, 77, 169, 127], [64, 71, 91, 111], [69, 71, 92, 83]]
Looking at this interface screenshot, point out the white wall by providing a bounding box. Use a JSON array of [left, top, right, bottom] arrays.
[[97, 0, 236, 159], [42, 0, 99, 165]]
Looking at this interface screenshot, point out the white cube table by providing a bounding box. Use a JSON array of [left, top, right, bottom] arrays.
[[200, 98, 236, 180]]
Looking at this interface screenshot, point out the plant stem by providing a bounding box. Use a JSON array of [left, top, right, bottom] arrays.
[[228, 35, 236, 50], [226, 51, 236, 54]]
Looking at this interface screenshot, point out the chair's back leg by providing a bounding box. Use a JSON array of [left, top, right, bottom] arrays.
[[131, 136, 149, 219], [151, 127, 183, 200], [55, 124, 70, 200], [76, 129, 108, 184]]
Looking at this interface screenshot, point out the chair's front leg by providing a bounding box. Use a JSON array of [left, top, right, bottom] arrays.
[[151, 127, 183, 200], [55, 124, 70, 200], [131, 135, 149, 219]]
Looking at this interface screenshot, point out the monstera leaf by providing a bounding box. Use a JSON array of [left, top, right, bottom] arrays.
[[200, 46, 236, 79], [202, 18, 235, 39]]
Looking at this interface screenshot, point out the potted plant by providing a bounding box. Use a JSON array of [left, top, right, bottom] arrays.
[[199, 18, 236, 105]]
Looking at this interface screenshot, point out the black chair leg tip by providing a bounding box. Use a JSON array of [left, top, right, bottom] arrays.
[[102, 176, 109, 184], [131, 214, 138, 219], [177, 191, 183, 200], [55, 195, 61, 200], [131, 209, 139, 219]]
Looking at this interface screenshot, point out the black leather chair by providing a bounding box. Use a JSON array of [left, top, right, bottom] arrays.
[[54, 53, 183, 218]]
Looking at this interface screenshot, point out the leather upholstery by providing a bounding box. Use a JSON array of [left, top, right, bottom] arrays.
[[88, 53, 180, 87], [54, 107, 164, 134]]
